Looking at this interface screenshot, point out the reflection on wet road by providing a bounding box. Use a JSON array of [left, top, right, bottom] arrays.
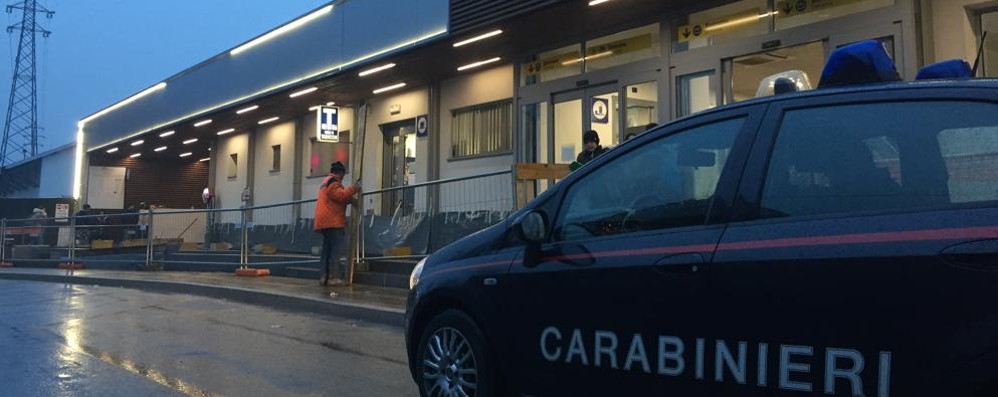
[[0, 280, 417, 396]]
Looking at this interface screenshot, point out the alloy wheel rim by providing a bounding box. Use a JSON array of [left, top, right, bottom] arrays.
[[422, 327, 478, 397]]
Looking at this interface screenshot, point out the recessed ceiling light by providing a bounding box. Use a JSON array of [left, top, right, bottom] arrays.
[[129, 153, 142, 158], [159, 130, 175, 138], [358, 63, 396, 77], [258, 117, 280, 125], [194, 119, 213, 127], [588, 0, 611, 5], [457, 57, 501, 71], [199, 157, 210, 162], [326, 101, 335, 106], [453, 29, 503, 47], [289, 87, 318, 98], [179, 152, 192, 158], [130, 140, 144, 146], [217, 128, 235, 136], [154, 146, 167, 152], [106, 147, 119, 154], [236, 105, 259, 114], [183, 138, 198, 145], [373, 82, 406, 94]]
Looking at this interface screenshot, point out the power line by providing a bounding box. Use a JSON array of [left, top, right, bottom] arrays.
[[0, 0, 53, 169]]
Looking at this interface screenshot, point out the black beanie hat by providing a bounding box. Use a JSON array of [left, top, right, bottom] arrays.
[[330, 161, 346, 174], [583, 130, 599, 144]]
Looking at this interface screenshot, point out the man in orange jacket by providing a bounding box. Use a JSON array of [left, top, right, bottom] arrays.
[[314, 161, 360, 286]]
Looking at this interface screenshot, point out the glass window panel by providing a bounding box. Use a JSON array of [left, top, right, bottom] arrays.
[[553, 99, 583, 164], [982, 11, 998, 77], [677, 70, 717, 117], [624, 81, 659, 141], [450, 100, 513, 158], [585, 24, 661, 72]]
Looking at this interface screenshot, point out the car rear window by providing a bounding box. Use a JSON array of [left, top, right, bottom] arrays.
[[760, 100, 998, 218]]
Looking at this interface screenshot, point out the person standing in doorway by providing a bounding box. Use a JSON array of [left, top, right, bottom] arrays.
[[576, 130, 608, 165], [314, 161, 360, 287]]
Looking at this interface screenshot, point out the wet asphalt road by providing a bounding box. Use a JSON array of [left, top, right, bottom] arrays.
[[0, 280, 418, 397]]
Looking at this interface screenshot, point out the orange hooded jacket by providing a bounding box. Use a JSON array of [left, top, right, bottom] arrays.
[[314, 174, 358, 231]]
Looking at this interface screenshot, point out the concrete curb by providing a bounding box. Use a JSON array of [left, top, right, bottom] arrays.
[[0, 272, 405, 327]]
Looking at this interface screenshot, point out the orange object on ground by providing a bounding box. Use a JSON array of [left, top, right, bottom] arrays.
[[58, 262, 84, 270], [235, 267, 270, 277], [314, 174, 358, 231]]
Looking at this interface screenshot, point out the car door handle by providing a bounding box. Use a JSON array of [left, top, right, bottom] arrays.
[[653, 252, 705, 274], [940, 239, 998, 270]]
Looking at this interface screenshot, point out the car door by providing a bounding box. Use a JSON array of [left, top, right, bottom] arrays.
[[711, 89, 998, 397], [501, 105, 766, 396]]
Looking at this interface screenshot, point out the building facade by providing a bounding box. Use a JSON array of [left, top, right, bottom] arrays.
[[73, 0, 998, 213]]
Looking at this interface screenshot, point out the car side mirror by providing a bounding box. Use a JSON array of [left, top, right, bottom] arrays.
[[517, 211, 548, 244]]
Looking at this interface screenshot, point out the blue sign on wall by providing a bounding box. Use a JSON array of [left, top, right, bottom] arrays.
[[317, 106, 339, 142], [416, 114, 429, 138], [592, 97, 609, 124]]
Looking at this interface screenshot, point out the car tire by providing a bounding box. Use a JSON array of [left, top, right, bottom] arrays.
[[416, 309, 499, 397]]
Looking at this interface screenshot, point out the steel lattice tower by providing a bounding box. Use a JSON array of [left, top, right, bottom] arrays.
[[0, 0, 52, 168]]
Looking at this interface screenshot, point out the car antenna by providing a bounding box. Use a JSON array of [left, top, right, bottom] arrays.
[[972, 31, 988, 77]]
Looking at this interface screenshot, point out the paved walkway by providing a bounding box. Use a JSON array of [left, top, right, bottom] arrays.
[[0, 268, 408, 326]]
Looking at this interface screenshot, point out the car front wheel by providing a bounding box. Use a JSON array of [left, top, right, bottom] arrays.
[[416, 309, 498, 397]]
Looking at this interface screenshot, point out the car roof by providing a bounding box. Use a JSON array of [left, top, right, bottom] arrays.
[[675, 78, 998, 123]]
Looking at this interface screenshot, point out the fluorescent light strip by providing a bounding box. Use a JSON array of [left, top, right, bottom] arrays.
[[106, 147, 119, 154], [258, 116, 280, 125], [326, 101, 335, 106], [130, 140, 144, 146], [457, 57, 501, 71], [358, 63, 396, 77], [588, 0, 611, 5], [453, 29, 502, 47], [80, 82, 166, 124], [194, 119, 213, 127], [84, 29, 449, 150], [199, 157, 211, 162], [183, 138, 198, 145], [373, 82, 406, 94], [158, 130, 175, 138], [154, 146, 167, 152], [236, 105, 259, 114], [73, 129, 84, 199], [179, 152, 192, 158], [289, 87, 318, 98], [562, 51, 614, 66], [129, 153, 142, 158], [308, 106, 321, 111], [217, 128, 235, 136], [231, 5, 333, 55]]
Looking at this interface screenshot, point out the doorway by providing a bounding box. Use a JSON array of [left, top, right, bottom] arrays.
[[381, 120, 416, 214], [724, 40, 826, 103]]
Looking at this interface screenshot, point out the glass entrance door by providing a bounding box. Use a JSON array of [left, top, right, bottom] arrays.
[[381, 120, 416, 214], [551, 83, 619, 166], [723, 40, 826, 104]]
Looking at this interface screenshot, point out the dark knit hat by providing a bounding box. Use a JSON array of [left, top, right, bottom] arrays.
[[330, 161, 346, 174], [583, 130, 600, 144]]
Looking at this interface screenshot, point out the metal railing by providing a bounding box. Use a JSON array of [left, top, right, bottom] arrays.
[[0, 170, 516, 276]]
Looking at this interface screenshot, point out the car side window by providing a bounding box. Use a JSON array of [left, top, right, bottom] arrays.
[[761, 100, 998, 218], [553, 117, 744, 242]]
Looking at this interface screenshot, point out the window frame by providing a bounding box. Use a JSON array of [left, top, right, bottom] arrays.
[[731, 86, 998, 226], [541, 103, 767, 245], [271, 144, 281, 173], [449, 98, 514, 160]]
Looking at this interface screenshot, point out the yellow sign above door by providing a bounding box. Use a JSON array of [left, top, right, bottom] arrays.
[[525, 34, 653, 76], [775, 0, 866, 18], [677, 8, 770, 43]]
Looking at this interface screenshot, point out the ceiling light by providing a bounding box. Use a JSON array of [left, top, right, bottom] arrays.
[[373, 82, 406, 94], [326, 101, 335, 106], [183, 138, 198, 145], [230, 5, 333, 55], [453, 29, 503, 47], [588, 0, 611, 5], [199, 157, 210, 162], [217, 128, 235, 136], [457, 57, 501, 71], [130, 140, 144, 146], [179, 152, 192, 158], [158, 130, 175, 138], [80, 82, 166, 124], [106, 147, 119, 154], [236, 105, 259, 114], [289, 87, 318, 98], [129, 153, 142, 158], [194, 119, 213, 127], [154, 146, 167, 152], [258, 116, 280, 125], [308, 106, 321, 111], [358, 63, 396, 77]]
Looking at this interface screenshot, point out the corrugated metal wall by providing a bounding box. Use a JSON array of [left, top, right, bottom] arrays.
[[89, 157, 209, 210]]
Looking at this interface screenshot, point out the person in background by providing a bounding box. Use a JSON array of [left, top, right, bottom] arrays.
[[576, 130, 608, 165], [314, 161, 361, 287], [75, 204, 95, 245]]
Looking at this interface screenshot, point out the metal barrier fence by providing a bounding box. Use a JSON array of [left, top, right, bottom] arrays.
[[0, 170, 515, 275]]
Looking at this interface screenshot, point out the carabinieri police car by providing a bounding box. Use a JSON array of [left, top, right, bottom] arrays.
[[405, 40, 998, 397]]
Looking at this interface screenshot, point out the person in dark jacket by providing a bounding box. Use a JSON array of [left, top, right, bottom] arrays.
[[314, 162, 360, 287], [576, 130, 608, 165]]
